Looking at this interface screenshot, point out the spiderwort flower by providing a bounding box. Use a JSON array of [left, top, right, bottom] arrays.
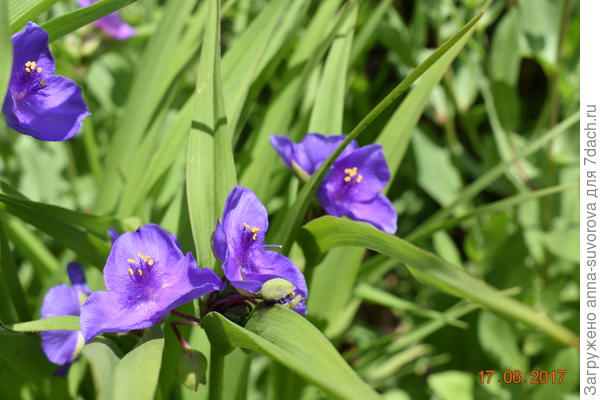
[[41, 263, 89, 375], [318, 144, 397, 234], [212, 186, 308, 313], [2, 22, 90, 141], [78, 0, 135, 40], [80, 224, 224, 342], [270, 133, 358, 176]]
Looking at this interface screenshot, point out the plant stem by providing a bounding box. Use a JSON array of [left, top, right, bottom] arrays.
[[208, 347, 225, 400]]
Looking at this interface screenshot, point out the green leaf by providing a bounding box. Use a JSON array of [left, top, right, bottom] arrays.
[[41, 0, 139, 41], [301, 216, 579, 347], [95, 0, 199, 214], [427, 371, 474, 400], [7, 316, 80, 331], [8, 0, 61, 33], [203, 306, 380, 400], [408, 113, 579, 241], [186, 0, 236, 268], [489, 8, 520, 86], [0, 223, 30, 321], [478, 311, 527, 371], [112, 328, 165, 400], [308, 5, 358, 133], [411, 130, 462, 206], [83, 341, 121, 400], [274, 9, 485, 251], [0, 330, 54, 379], [0, 0, 12, 102]]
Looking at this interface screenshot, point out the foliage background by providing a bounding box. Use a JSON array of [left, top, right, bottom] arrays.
[[0, 0, 580, 399]]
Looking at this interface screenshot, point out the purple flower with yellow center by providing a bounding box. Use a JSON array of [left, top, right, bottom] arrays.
[[271, 133, 398, 234], [212, 186, 308, 313], [41, 263, 89, 375], [78, 0, 135, 40], [80, 223, 224, 342], [270, 133, 358, 176], [2, 22, 90, 141], [317, 144, 397, 234]]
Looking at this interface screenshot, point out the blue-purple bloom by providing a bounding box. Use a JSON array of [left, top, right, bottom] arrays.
[[2, 22, 90, 141], [213, 186, 308, 313], [271, 134, 398, 234], [41, 263, 89, 374], [80, 224, 224, 342], [318, 144, 397, 234], [78, 0, 135, 40], [270, 133, 358, 176]]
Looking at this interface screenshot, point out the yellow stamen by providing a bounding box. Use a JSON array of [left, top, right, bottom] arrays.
[[356, 174, 363, 183], [40, 80, 45, 85], [148, 259, 154, 266], [252, 233, 257, 240], [25, 68, 31, 73], [243, 222, 250, 229], [137, 269, 143, 276], [127, 258, 135, 263], [37, 67, 42, 73], [25, 61, 32, 67], [344, 176, 351, 182], [144, 255, 150, 262], [251, 227, 259, 233], [128, 268, 134, 276], [138, 252, 144, 258]]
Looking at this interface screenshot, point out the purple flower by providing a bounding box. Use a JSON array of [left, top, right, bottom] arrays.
[[270, 133, 358, 175], [213, 186, 308, 313], [2, 22, 90, 141], [78, 0, 135, 40], [41, 263, 89, 373], [80, 224, 224, 342], [318, 144, 397, 234]]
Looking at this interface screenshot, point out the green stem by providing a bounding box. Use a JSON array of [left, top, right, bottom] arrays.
[[208, 347, 225, 400]]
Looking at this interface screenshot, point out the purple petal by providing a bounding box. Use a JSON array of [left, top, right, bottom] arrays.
[[108, 228, 119, 244], [270, 133, 358, 175], [319, 144, 390, 203], [155, 252, 225, 311], [3, 75, 90, 141], [41, 284, 82, 365], [220, 186, 268, 253], [80, 290, 162, 343], [212, 220, 228, 263], [67, 262, 90, 296], [11, 22, 55, 77], [269, 135, 295, 169], [320, 191, 398, 234], [78, 0, 135, 40], [41, 330, 82, 366], [105, 223, 183, 293], [41, 284, 80, 319]]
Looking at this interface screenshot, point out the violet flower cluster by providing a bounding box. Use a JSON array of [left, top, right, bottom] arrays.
[[213, 186, 308, 313], [78, 0, 135, 40], [2, 22, 90, 141], [271, 133, 398, 234], [41, 263, 89, 374]]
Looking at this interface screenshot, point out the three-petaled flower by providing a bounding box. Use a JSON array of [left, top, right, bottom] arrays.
[[41, 263, 89, 375], [271, 134, 398, 234], [80, 224, 224, 342], [212, 186, 308, 313], [2, 22, 90, 141], [78, 0, 135, 40]]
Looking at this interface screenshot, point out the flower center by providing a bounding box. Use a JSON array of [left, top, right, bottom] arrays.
[[343, 167, 363, 184], [12, 60, 47, 102], [242, 222, 260, 241], [126, 252, 155, 280]]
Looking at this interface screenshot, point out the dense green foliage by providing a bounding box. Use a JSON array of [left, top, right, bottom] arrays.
[[0, 0, 579, 399]]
